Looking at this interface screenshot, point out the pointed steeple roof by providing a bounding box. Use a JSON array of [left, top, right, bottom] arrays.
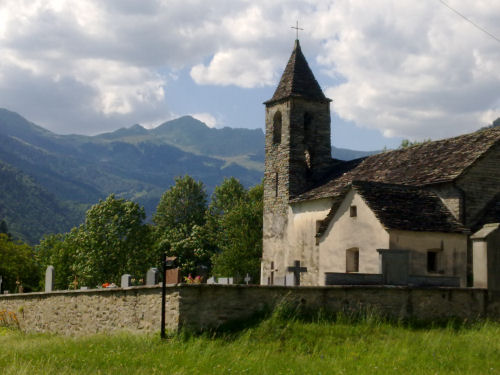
[[265, 40, 330, 105]]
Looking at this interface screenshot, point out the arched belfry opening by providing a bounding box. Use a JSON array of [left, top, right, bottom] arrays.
[[273, 111, 282, 144]]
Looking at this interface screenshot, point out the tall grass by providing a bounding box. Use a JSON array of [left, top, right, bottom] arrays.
[[1, 312, 499, 374]]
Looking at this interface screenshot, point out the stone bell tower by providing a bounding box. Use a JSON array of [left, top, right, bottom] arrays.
[[261, 39, 332, 285]]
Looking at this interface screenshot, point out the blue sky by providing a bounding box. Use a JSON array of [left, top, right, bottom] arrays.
[[0, 1, 498, 151]]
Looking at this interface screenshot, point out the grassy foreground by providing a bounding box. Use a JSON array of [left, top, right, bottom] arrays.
[[1, 316, 499, 375]]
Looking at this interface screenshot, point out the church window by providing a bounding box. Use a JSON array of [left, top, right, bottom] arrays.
[[346, 247, 359, 273], [350, 205, 357, 217], [273, 111, 282, 144], [427, 250, 440, 273]]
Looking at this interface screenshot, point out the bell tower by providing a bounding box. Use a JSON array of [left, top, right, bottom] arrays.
[[261, 39, 332, 285]]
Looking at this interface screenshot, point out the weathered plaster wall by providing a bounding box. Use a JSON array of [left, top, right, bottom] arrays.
[[0, 286, 179, 335], [286, 198, 332, 285], [389, 230, 468, 286], [318, 190, 390, 283], [1, 285, 499, 335]]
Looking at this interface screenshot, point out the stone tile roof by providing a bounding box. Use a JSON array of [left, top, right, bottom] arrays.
[[265, 40, 330, 105], [296, 126, 500, 202], [316, 181, 468, 241]]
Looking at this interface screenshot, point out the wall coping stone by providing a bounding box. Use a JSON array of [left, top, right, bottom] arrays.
[[0, 284, 489, 300]]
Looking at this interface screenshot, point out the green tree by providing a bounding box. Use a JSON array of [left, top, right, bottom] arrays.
[[72, 195, 153, 287], [153, 176, 209, 276], [0, 220, 12, 240], [154, 175, 207, 232], [211, 183, 263, 282], [36, 232, 78, 290], [204, 177, 247, 254], [0, 234, 39, 292]]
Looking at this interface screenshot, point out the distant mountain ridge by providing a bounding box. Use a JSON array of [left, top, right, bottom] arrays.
[[0, 108, 376, 243]]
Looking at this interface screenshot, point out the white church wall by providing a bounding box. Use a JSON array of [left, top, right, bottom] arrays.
[[389, 230, 467, 287], [285, 198, 333, 286], [318, 190, 389, 285]]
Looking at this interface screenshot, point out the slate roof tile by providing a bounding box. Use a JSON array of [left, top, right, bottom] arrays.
[[296, 126, 500, 202], [316, 181, 468, 240], [265, 40, 329, 105]]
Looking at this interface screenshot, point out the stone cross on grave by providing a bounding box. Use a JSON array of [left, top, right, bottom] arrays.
[[287, 260, 307, 286], [244, 273, 252, 285]]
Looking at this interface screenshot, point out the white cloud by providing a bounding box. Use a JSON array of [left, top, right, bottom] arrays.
[[317, 0, 500, 140], [190, 112, 217, 128], [0, 0, 498, 140], [190, 49, 276, 88]]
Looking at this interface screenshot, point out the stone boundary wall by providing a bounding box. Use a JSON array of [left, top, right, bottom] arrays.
[[0, 286, 179, 335], [1, 285, 499, 335]]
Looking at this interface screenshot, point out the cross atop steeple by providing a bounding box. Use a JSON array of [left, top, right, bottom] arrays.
[[291, 20, 303, 40]]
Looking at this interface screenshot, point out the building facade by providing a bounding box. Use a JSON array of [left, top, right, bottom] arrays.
[[261, 40, 500, 289]]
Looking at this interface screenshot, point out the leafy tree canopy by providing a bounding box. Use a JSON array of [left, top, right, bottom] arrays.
[[211, 183, 263, 282], [154, 175, 207, 232], [0, 234, 39, 292]]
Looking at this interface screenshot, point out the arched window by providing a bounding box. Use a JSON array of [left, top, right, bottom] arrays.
[[273, 111, 282, 144]]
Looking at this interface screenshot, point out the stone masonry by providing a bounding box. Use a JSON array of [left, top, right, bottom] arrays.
[[0, 285, 499, 335]]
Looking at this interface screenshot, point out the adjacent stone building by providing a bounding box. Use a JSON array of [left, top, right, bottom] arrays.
[[261, 39, 500, 288]]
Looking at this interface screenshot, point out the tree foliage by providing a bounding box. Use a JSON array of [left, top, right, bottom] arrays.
[[72, 195, 153, 287], [153, 176, 209, 275], [28, 175, 264, 288], [0, 234, 39, 292], [154, 175, 207, 232], [37, 195, 153, 288], [211, 183, 263, 282]]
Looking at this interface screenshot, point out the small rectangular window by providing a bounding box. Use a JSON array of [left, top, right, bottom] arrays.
[[350, 205, 357, 217], [346, 248, 359, 273], [427, 251, 438, 273]]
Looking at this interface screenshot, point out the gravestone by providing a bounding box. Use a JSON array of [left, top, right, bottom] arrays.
[[80, 286, 88, 290], [166, 268, 181, 284], [244, 273, 252, 285], [121, 274, 132, 288], [45, 265, 54, 292], [146, 268, 159, 285], [206, 276, 216, 284], [217, 277, 233, 285]]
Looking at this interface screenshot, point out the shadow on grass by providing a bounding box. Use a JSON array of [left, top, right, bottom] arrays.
[[169, 292, 490, 342]]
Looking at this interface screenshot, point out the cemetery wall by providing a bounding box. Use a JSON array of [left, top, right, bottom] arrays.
[[0, 286, 179, 335], [1, 285, 499, 335]]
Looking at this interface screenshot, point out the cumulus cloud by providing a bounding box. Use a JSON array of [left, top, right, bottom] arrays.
[[190, 112, 217, 128], [316, 0, 500, 140], [0, 0, 498, 140]]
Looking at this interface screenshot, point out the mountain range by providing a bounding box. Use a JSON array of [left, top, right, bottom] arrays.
[[0, 108, 376, 243]]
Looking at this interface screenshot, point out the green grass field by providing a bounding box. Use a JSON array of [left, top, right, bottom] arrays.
[[1, 315, 499, 375]]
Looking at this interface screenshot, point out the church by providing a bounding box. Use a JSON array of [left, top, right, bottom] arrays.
[[260, 39, 500, 289]]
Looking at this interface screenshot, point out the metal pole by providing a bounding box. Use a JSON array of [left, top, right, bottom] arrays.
[[160, 252, 167, 340]]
